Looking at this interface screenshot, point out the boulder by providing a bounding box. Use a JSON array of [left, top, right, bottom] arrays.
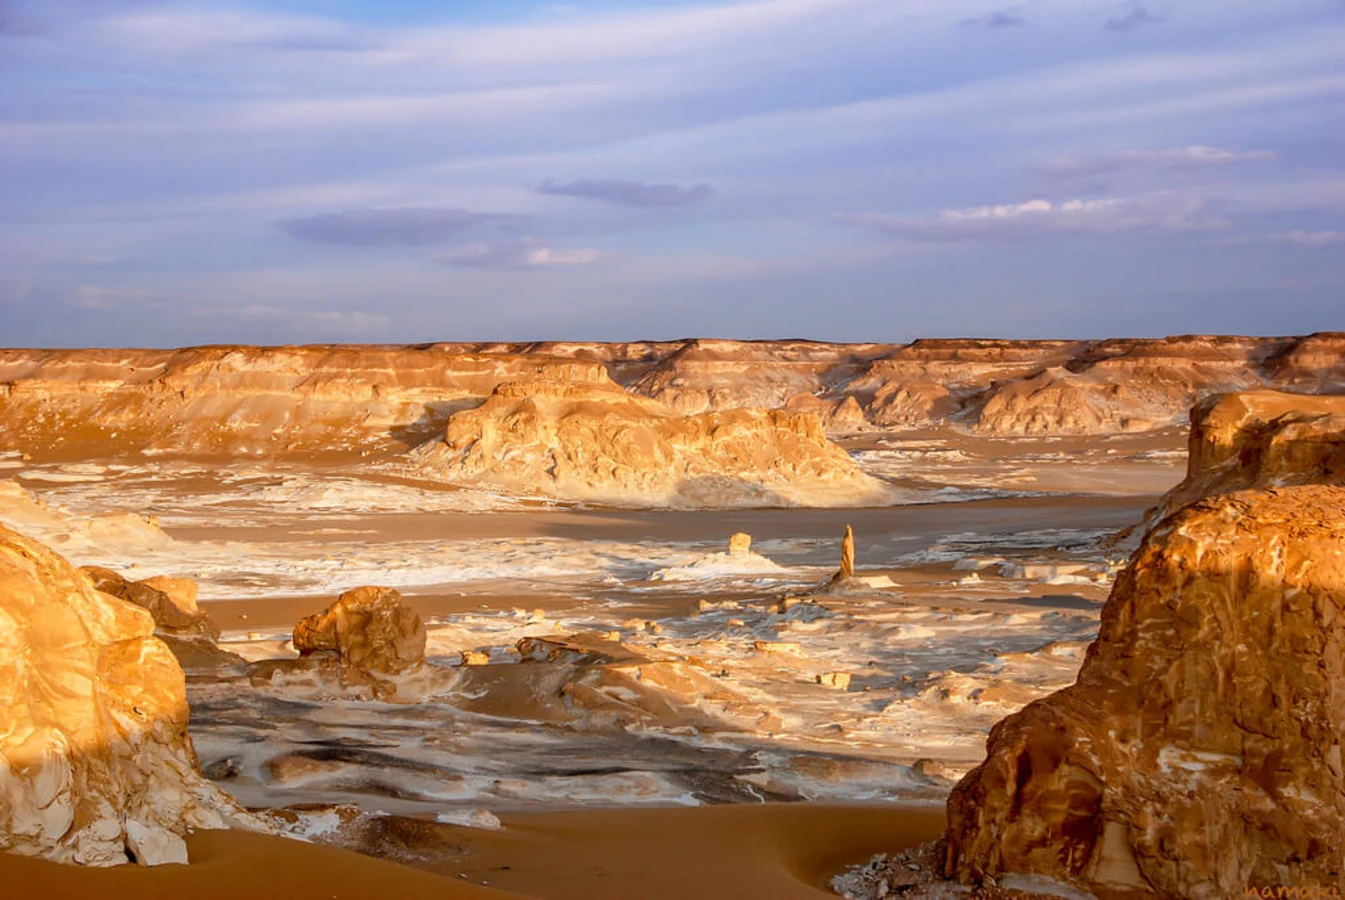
[[0, 524, 250, 866], [728, 532, 753, 556], [943, 486, 1345, 897], [81, 567, 218, 641], [292, 586, 426, 674]]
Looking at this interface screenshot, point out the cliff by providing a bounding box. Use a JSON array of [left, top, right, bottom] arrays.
[[0, 334, 1340, 459], [943, 486, 1345, 897]]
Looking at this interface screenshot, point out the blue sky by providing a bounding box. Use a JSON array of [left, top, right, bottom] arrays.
[[1, 0, 1342, 345]]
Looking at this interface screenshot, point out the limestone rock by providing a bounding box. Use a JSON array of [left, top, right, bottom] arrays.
[[728, 532, 753, 556], [292, 586, 426, 674], [1154, 389, 1345, 519], [0, 524, 251, 866], [81, 567, 219, 641], [943, 486, 1345, 897], [415, 376, 889, 507]]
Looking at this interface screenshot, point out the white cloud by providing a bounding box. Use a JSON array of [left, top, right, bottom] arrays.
[[1041, 145, 1275, 178], [838, 191, 1218, 240], [439, 240, 601, 270], [1274, 230, 1345, 247]]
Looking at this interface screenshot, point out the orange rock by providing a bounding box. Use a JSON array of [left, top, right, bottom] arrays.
[[0, 525, 250, 866], [293, 586, 426, 674], [944, 486, 1345, 897]]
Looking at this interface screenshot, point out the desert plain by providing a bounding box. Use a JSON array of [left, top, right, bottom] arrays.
[[1, 335, 1343, 898]]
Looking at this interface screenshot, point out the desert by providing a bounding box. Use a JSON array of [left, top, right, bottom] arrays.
[[5, 1, 1345, 896], [1, 336, 1343, 898]]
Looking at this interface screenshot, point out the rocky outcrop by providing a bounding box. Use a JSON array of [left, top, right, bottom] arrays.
[[2, 335, 1340, 459], [0, 524, 250, 866], [1161, 390, 1345, 513], [413, 377, 890, 507], [943, 486, 1345, 897], [292, 586, 426, 674], [81, 567, 219, 641]]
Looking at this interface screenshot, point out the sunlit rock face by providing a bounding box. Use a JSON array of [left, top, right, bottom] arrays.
[[81, 567, 219, 641], [292, 586, 427, 674], [943, 486, 1345, 897], [2, 334, 1341, 461], [1162, 389, 1345, 513], [0, 524, 249, 866], [414, 377, 890, 507]]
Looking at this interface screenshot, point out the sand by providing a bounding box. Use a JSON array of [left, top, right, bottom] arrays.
[[0, 805, 945, 900]]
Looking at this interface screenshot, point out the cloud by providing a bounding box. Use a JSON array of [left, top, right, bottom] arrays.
[[1105, 3, 1162, 32], [277, 208, 520, 247], [837, 191, 1217, 241], [1041, 145, 1276, 179], [1273, 229, 1345, 247], [439, 239, 600, 270], [536, 179, 714, 208], [961, 10, 1026, 28]]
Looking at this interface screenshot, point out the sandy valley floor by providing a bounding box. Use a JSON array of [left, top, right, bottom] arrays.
[[0, 427, 1186, 894]]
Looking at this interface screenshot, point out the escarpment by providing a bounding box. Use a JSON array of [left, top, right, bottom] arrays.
[[0, 334, 1339, 460]]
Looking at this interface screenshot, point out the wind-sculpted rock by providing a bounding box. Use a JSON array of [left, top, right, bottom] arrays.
[[81, 567, 219, 641], [1157, 389, 1345, 517], [0, 525, 251, 866], [943, 486, 1345, 897], [292, 586, 427, 674], [414, 377, 889, 507]]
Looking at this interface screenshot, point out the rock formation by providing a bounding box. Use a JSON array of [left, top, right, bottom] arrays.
[[0, 524, 251, 866], [292, 586, 427, 674], [943, 486, 1345, 897], [727, 532, 753, 556], [1156, 389, 1345, 517], [2, 334, 1340, 459], [414, 377, 889, 507], [837, 525, 856, 580], [81, 567, 219, 641]]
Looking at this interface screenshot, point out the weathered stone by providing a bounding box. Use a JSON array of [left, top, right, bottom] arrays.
[[728, 532, 752, 556], [81, 567, 218, 640], [944, 486, 1345, 897], [0, 524, 251, 866], [292, 586, 426, 674]]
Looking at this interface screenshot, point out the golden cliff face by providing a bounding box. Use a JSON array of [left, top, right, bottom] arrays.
[[941, 392, 1345, 897], [1, 334, 1339, 459], [0, 524, 251, 866]]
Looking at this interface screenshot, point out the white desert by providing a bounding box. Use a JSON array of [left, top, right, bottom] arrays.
[[2, 337, 1343, 898]]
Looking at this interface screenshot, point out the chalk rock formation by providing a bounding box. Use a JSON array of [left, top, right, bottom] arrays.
[[0, 524, 250, 866], [728, 532, 753, 556], [416, 377, 889, 507], [1, 334, 1342, 456], [1156, 389, 1345, 517], [81, 567, 219, 641], [292, 586, 427, 674], [944, 486, 1345, 897]]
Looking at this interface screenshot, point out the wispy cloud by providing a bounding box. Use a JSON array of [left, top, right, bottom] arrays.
[[1272, 229, 1345, 247], [838, 191, 1217, 241], [277, 208, 520, 247], [1105, 3, 1162, 32], [1041, 145, 1275, 179], [439, 239, 600, 270], [961, 10, 1026, 28], [536, 179, 714, 208]]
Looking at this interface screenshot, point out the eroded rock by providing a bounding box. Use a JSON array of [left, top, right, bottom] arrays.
[[292, 586, 427, 674], [943, 486, 1345, 897], [0, 524, 251, 866]]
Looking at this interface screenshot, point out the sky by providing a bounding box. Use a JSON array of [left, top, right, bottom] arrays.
[[1, 0, 1342, 346]]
